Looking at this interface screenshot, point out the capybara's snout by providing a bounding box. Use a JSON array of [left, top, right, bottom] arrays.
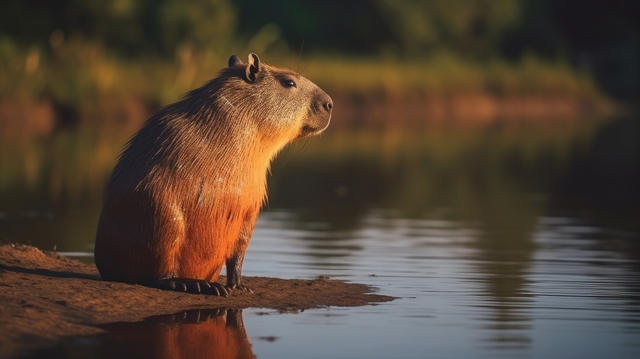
[[301, 90, 332, 137], [313, 91, 333, 115]]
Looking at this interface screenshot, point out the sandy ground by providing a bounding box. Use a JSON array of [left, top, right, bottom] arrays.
[[0, 244, 394, 358]]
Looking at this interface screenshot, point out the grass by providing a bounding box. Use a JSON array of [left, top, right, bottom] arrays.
[[303, 52, 600, 99], [0, 38, 604, 117]]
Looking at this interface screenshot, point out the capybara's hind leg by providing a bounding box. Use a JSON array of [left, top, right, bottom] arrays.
[[145, 278, 229, 296]]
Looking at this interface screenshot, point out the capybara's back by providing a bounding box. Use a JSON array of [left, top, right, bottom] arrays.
[[94, 54, 332, 295]]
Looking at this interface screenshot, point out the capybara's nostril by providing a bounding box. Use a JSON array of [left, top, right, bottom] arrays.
[[315, 92, 333, 113], [324, 100, 333, 112]]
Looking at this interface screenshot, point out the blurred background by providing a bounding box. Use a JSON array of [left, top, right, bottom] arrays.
[[1, 1, 640, 357], [0, 0, 637, 244]]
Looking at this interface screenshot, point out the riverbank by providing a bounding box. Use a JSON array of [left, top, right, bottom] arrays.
[[2, 42, 630, 142], [0, 91, 623, 146], [0, 244, 393, 358]]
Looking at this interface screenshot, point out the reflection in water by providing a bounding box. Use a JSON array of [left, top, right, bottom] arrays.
[[268, 119, 601, 228], [27, 309, 256, 359], [558, 117, 640, 238], [100, 309, 255, 359], [470, 222, 536, 349], [0, 118, 603, 251], [462, 167, 539, 349]]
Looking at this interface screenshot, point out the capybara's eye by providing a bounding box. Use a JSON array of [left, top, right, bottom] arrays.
[[281, 79, 297, 88]]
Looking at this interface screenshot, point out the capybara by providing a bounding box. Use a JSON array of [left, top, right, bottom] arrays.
[[94, 53, 332, 295]]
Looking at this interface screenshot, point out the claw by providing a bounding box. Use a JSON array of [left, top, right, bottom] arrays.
[[214, 282, 229, 297], [227, 284, 253, 293], [146, 278, 228, 296], [175, 281, 187, 292], [241, 286, 253, 293]]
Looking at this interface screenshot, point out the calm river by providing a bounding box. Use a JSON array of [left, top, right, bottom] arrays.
[[2, 116, 639, 358]]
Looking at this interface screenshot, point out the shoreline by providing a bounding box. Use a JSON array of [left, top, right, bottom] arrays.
[[0, 244, 394, 358], [1, 92, 630, 144]]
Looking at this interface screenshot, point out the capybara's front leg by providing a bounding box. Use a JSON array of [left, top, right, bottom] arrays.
[[226, 251, 252, 292], [226, 216, 257, 292]]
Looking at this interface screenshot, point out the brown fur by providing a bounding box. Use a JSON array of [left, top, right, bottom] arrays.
[[94, 54, 332, 292]]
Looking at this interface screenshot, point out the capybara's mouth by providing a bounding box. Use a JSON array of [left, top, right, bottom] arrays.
[[300, 125, 319, 137], [300, 115, 331, 138]]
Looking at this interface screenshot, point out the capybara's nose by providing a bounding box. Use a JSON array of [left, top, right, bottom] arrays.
[[324, 98, 333, 112], [315, 91, 333, 114]]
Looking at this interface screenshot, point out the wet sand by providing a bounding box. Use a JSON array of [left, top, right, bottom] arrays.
[[0, 244, 394, 358]]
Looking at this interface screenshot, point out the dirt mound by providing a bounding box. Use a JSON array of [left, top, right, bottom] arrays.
[[0, 244, 393, 358]]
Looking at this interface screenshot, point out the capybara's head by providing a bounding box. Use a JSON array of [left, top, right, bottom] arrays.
[[214, 53, 332, 147]]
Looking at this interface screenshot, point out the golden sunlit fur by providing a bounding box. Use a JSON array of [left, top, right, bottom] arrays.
[[94, 54, 332, 293]]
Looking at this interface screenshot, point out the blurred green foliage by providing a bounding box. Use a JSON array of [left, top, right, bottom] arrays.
[[0, 0, 632, 148], [0, 0, 236, 57], [1, 0, 634, 57], [0, 0, 640, 107], [1, 0, 636, 99]]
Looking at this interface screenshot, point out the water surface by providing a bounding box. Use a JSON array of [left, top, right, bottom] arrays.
[[2, 117, 640, 358]]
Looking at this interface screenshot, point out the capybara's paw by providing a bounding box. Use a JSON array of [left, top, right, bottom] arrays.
[[152, 279, 229, 296]]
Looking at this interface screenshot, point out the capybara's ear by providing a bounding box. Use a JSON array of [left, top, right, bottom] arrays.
[[246, 53, 261, 82], [228, 55, 243, 67]]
